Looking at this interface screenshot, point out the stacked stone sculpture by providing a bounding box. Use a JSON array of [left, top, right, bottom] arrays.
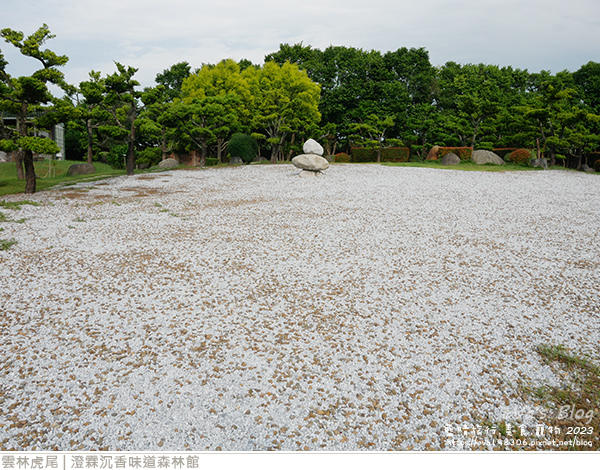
[[292, 139, 329, 177]]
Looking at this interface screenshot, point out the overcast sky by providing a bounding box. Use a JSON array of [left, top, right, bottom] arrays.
[[2, 0, 599, 90]]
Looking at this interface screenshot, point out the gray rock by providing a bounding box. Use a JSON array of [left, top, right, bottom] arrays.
[[440, 152, 461, 165], [230, 156, 243, 165], [530, 158, 548, 170], [472, 150, 504, 165], [303, 139, 324, 156], [67, 163, 96, 176], [299, 169, 323, 178], [158, 158, 179, 169], [292, 154, 329, 171]]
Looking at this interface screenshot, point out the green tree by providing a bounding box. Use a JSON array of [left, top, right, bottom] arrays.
[[103, 63, 142, 175], [243, 61, 321, 162], [155, 61, 191, 101], [68, 71, 111, 164], [138, 85, 181, 161], [0, 24, 68, 193], [162, 96, 238, 166], [350, 114, 400, 163]]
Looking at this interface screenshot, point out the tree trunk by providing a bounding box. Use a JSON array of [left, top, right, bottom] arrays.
[[126, 124, 136, 176], [549, 147, 556, 167], [161, 128, 168, 160], [14, 150, 25, 180], [86, 119, 94, 165], [18, 103, 36, 192], [23, 149, 36, 194], [200, 142, 207, 167]]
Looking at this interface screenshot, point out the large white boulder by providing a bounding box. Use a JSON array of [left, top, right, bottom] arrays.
[[292, 154, 329, 171], [158, 158, 179, 169], [303, 139, 324, 156], [472, 150, 504, 165]]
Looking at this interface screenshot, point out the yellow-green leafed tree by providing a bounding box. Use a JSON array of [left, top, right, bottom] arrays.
[[244, 61, 321, 163]]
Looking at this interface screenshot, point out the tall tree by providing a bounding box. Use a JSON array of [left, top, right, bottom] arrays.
[[155, 61, 191, 102], [0, 24, 68, 193], [103, 63, 142, 176], [69, 71, 110, 164], [243, 61, 321, 162]]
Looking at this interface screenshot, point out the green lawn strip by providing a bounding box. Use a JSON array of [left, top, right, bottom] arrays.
[[0, 161, 126, 196], [380, 161, 552, 172]]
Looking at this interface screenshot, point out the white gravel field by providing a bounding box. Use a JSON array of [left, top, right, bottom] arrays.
[[0, 164, 599, 451]]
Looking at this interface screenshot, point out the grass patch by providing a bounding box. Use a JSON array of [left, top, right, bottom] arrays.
[[0, 200, 41, 210], [380, 160, 544, 172], [520, 344, 600, 451], [0, 238, 17, 250], [0, 160, 126, 196]]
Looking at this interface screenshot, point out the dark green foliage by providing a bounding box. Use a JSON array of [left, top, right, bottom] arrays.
[[136, 147, 161, 167], [106, 144, 128, 169], [205, 158, 219, 166], [476, 141, 494, 151], [227, 133, 258, 164], [64, 126, 86, 161]]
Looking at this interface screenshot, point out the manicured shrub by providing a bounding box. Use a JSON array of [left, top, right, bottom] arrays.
[[381, 147, 410, 162], [509, 148, 532, 164], [350, 147, 410, 162], [494, 148, 521, 160], [205, 158, 219, 166], [334, 152, 351, 163], [228, 133, 258, 164], [106, 144, 128, 169], [438, 147, 472, 161], [350, 148, 375, 162], [136, 147, 162, 168]]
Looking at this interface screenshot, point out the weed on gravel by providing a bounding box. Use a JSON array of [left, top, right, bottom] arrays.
[[519, 344, 600, 451], [0, 238, 17, 250]]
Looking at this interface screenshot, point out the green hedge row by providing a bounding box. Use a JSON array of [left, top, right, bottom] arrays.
[[350, 147, 410, 163]]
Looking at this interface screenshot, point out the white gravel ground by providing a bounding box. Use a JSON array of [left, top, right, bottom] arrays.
[[0, 164, 599, 451]]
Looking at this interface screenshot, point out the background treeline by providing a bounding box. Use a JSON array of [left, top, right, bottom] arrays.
[[2, 24, 600, 196], [65, 42, 600, 170]]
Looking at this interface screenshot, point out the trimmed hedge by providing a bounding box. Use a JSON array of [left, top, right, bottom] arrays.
[[494, 148, 522, 159], [334, 152, 351, 163], [508, 148, 532, 164], [350, 147, 410, 163], [438, 147, 472, 161]]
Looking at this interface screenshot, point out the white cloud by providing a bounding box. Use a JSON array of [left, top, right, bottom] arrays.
[[2, 0, 599, 90]]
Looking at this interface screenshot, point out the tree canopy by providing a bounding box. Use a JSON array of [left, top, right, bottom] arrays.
[[2, 28, 600, 184]]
